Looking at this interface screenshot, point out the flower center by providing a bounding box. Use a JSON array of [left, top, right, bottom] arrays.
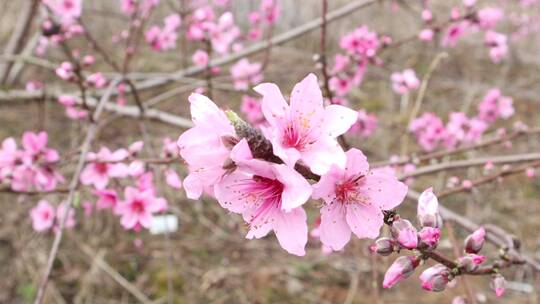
[[131, 200, 145, 214], [335, 175, 365, 204], [95, 162, 108, 174]]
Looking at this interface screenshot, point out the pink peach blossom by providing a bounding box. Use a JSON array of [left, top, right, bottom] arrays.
[[30, 200, 56, 232], [214, 139, 312, 256], [80, 147, 129, 189], [312, 149, 408, 250], [254, 73, 358, 175], [177, 93, 236, 199], [116, 186, 167, 230]]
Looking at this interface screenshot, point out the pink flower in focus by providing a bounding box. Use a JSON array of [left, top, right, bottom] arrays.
[[80, 147, 129, 189], [177, 93, 236, 199], [254, 73, 358, 175], [312, 149, 408, 251], [116, 186, 167, 230], [230, 59, 263, 91], [391, 69, 420, 94], [30, 200, 56, 232], [215, 139, 312, 256]]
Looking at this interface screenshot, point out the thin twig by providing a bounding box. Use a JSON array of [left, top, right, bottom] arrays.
[[33, 79, 119, 304]]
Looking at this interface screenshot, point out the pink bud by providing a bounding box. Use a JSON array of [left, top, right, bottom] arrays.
[[418, 227, 441, 250], [457, 254, 486, 272], [422, 10, 433, 21], [391, 218, 418, 249], [370, 237, 396, 256], [490, 274, 506, 297], [128, 141, 144, 155], [382, 255, 421, 288], [420, 264, 451, 292], [464, 227, 485, 254], [462, 179, 473, 189], [417, 187, 442, 228], [82, 55, 95, 66], [419, 28, 434, 41]]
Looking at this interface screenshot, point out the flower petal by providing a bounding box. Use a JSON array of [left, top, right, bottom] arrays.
[[323, 105, 358, 137], [320, 203, 351, 251], [253, 82, 289, 126], [273, 207, 308, 256], [345, 203, 383, 239], [273, 164, 312, 211]]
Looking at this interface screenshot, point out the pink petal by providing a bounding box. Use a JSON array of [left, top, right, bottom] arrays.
[[363, 172, 408, 210], [271, 138, 302, 169], [301, 137, 346, 175], [320, 203, 351, 250], [182, 173, 205, 199], [165, 169, 183, 189], [215, 171, 253, 213], [273, 164, 312, 211], [253, 82, 289, 126], [345, 203, 383, 239], [273, 207, 308, 256], [312, 167, 341, 200], [322, 104, 358, 137], [344, 148, 370, 177]]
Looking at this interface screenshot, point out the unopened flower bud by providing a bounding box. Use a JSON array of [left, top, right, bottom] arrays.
[[418, 227, 440, 250], [370, 237, 395, 256], [464, 227, 485, 254], [420, 264, 452, 292], [417, 187, 442, 228], [490, 274, 506, 297], [382, 255, 421, 289], [457, 254, 486, 272], [391, 218, 418, 249]]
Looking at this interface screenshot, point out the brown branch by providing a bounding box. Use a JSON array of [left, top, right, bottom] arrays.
[[400, 153, 540, 179], [437, 159, 540, 199], [374, 128, 540, 167], [0, 0, 39, 84]]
